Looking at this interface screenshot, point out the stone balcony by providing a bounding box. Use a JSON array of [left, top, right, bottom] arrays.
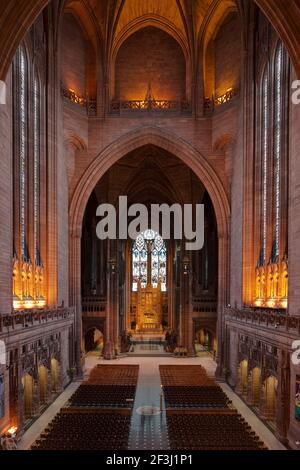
[[82, 297, 106, 317], [0, 307, 75, 335], [225, 307, 300, 338]]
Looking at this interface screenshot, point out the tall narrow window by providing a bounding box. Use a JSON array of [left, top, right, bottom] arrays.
[[33, 71, 41, 264], [254, 38, 290, 308], [261, 70, 269, 265], [18, 47, 28, 260], [273, 43, 283, 261]]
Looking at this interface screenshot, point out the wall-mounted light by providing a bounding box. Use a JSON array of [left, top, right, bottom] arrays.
[[7, 426, 18, 437]]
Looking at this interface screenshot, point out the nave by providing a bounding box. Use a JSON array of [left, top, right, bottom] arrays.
[[18, 357, 285, 451]]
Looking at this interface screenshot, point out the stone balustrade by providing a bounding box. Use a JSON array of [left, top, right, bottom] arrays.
[[0, 307, 75, 334], [225, 307, 300, 335]]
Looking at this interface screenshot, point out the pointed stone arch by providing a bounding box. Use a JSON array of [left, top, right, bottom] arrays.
[[69, 126, 230, 377]]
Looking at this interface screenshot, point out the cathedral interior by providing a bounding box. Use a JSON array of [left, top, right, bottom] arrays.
[[0, 0, 300, 453]]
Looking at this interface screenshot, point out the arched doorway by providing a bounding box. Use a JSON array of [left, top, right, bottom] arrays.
[[263, 375, 278, 422], [38, 365, 48, 404], [22, 373, 34, 419], [79, 137, 223, 359], [251, 367, 261, 407], [195, 328, 217, 357], [70, 127, 230, 375], [239, 359, 248, 397], [51, 359, 60, 393], [84, 328, 104, 355]]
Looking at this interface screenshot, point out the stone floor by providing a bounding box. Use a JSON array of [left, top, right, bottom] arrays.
[[18, 354, 286, 451]]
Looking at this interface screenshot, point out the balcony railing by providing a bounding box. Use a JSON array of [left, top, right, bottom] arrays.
[[225, 307, 300, 335], [204, 88, 238, 115], [61, 84, 97, 117], [110, 99, 190, 115], [193, 297, 217, 313], [82, 297, 106, 315], [0, 308, 75, 334]]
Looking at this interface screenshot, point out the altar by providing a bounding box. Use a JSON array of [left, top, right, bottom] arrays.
[[136, 282, 163, 333]]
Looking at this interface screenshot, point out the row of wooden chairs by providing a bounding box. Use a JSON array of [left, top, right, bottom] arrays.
[[32, 412, 130, 450], [160, 365, 267, 450], [69, 384, 136, 408], [32, 365, 139, 450], [86, 364, 139, 386], [163, 385, 231, 409], [167, 413, 267, 451], [159, 365, 215, 387]]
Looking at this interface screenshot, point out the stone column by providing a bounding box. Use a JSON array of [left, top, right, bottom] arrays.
[[180, 254, 194, 355], [168, 242, 174, 329], [216, 234, 230, 381], [46, 368, 52, 405], [69, 227, 82, 377], [105, 240, 119, 358], [125, 243, 131, 331], [275, 350, 290, 444], [32, 378, 40, 417], [17, 360, 25, 435]]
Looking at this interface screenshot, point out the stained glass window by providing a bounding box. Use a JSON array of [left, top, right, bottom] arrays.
[[261, 69, 269, 265], [33, 71, 41, 264], [18, 47, 28, 260], [132, 230, 167, 292], [273, 43, 283, 261]]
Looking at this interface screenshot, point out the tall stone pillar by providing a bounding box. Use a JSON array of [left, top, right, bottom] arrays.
[[275, 350, 290, 444], [180, 254, 194, 355], [69, 228, 82, 377], [168, 243, 174, 329], [216, 234, 230, 381], [105, 240, 119, 359]]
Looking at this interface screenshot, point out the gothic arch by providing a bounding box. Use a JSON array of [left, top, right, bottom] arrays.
[[70, 127, 230, 238], [69, 126, 230, 375]]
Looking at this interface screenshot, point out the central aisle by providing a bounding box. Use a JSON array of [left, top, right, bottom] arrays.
[[128, 358, 169, 450]]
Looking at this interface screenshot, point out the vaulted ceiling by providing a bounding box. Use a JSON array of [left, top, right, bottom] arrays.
[[2, 0, 300, 81], [65, 0, 220, 63]]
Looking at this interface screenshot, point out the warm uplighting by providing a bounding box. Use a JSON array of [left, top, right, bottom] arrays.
[[215, 87, 237, 106], [281, 299, 288, 309], [7, 426, 18, 437], [255, 299, 264, 307], [61, 84, 86, 107], [36, 298, 46, 308], [266, 298, 276, 308], [68, 88, 85, 105], [13, 298, 46, 310], [13, 298, 23, 310], [24, 299, 36, 310]]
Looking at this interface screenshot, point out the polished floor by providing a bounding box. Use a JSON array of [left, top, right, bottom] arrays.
[[18, 354, 286, 451]]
